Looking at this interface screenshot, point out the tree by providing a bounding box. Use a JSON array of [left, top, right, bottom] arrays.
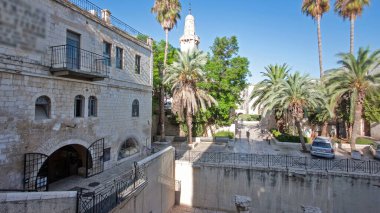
[[164, 50, 217, 144], [251, 64, 290, 131], [201, 36, 250, 128], [325, 48, 380, 150], [335, 0, 370, 54], [152, 40, 177, 117], [259, 72, 325, 151], [364, 92, 380, 123], [151, 0, 181, 141], [302, 0, 330, 78]]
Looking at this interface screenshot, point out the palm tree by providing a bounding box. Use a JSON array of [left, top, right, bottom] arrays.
[[165, 50, 217, 144], [151, 0, 181, 141], [260, 72, 325, 151], [335, 0, 370, 54], [302, 0, 330, 78], [325, 48, 380, 150], [251, 64, 290, 131]]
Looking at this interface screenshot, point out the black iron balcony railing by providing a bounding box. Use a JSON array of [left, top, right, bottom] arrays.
[[50, 45, 109, 80], [65, 0, 147, 42]]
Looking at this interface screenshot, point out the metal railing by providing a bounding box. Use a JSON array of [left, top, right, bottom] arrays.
[[176, 151, 380, 176], [65, 0, 147, 41], [50, 45, 109, 76], [77, 164, 147, 213]]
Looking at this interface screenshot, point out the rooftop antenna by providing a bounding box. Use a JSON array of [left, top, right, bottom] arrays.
[[189, 2, 192, 14]]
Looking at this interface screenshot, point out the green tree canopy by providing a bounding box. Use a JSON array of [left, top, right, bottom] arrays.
[[201, 36, 251, 127]]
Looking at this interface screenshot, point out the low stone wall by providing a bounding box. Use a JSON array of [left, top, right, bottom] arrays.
[[0, 191, 77, 213], [111, 146, 175, 213], [175, 161, 380, 213]]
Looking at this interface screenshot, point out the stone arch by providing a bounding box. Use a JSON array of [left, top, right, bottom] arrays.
[[118, 137, 140, 160], [36, 138, 91, 156], [31, 93, 55, 120]]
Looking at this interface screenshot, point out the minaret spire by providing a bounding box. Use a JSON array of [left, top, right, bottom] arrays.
[[179, 2, 200, 52]]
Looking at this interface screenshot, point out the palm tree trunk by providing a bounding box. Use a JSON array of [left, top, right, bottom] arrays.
[[321, 121, 328, 136], [317, 15, 324, 78], [159, 29, 169, 141], [295, 118, 307, 152], [351, 92, 364, 151], [350, 15, 355, 55], [187, 111, 193, 144]]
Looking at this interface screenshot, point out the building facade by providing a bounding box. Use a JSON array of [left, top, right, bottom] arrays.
[[236, 84, 261, 115], [0, 0, 153, 190]]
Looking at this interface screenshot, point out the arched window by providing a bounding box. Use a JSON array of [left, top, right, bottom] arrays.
[[88, 96, 97, 117], [35, 96, 51, 120], [74, 95, 85, 117], [118, 138, 139, 160], [132, 99, 139, 117]]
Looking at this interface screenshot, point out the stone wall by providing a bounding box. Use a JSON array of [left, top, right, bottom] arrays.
[[111, 146, 176, 213], [0, 0, 153, 189], [176, 161, 380, 213], [0, 191, 77, 213], [371, 123, 380, 140]]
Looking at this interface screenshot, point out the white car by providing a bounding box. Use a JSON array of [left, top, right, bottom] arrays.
[[310, 137, 335, 159]]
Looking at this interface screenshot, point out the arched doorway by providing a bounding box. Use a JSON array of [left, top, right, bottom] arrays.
[[38, 144, 89, 185], [24, 138, 104, 191]]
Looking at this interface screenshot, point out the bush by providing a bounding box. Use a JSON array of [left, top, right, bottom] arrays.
[[214, 131, 234, 139], [356, 137, 374, 145], [238, 114, 261, 121], [270, 128, 310, 143]]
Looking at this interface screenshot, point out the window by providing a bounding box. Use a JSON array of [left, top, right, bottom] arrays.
[[132, 99, 139, 117], [35, 96, 51, 120], [103, 41, 111, 66], [74, 95, 85, 117], [88, 96, 97, 117], [135, 55, 141, 74], [118, 138, 139, 160], [116, 47, 123, 69]]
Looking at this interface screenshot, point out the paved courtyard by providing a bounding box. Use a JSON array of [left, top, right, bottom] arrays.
[[170, 205, 227, 213], [175, 123, 373, 160]]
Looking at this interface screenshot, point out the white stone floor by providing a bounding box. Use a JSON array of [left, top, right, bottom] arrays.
[[170, 205, 228, 213]]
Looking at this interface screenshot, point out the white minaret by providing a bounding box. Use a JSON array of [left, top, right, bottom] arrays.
[[179, 6, 200, 52]]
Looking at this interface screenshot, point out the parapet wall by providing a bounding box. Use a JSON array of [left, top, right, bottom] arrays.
[[176, 161, 380, 213], [0, 191, 77, 213], [111, 146, 176, 213]]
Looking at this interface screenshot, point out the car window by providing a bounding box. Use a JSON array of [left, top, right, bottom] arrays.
[[312, 141, 331, 148]]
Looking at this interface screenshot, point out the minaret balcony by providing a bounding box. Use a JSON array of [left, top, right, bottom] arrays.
[[50, 45, 109, 81]]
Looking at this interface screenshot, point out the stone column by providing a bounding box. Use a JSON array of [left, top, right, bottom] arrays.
[[101, 9, 111, 24], [234, 195, 251, 213]]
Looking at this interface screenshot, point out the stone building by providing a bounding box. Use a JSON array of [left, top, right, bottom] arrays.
[[0, 0, 153, 190]]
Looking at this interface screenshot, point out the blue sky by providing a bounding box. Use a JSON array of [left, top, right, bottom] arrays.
[[91, 0, 379, 83]]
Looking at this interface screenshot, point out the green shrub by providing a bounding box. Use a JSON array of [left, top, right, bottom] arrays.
[[356, 137, 374, 145], [214, 131, 234, 139], [238, 114, 261, 121], [270, 129, 282, 137]]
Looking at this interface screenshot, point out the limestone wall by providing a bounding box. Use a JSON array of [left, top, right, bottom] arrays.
[[111, 146, 176, 213], [0, 191, 77, 213], [0, 0, 153, 189], [176, 161, 380, 213], [371, 123, 380, 140]]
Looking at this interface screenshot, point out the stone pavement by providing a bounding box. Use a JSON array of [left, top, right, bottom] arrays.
[[170, 205, 227, 213]]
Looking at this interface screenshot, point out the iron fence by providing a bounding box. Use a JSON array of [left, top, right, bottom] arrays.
[[77, 164, 147, 213], [65, 0, 147, 40], [176, 150, 380, 176], [50, 45, 109, 76]]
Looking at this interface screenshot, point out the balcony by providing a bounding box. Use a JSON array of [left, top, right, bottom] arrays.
[[50, 45, 109, 81]]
